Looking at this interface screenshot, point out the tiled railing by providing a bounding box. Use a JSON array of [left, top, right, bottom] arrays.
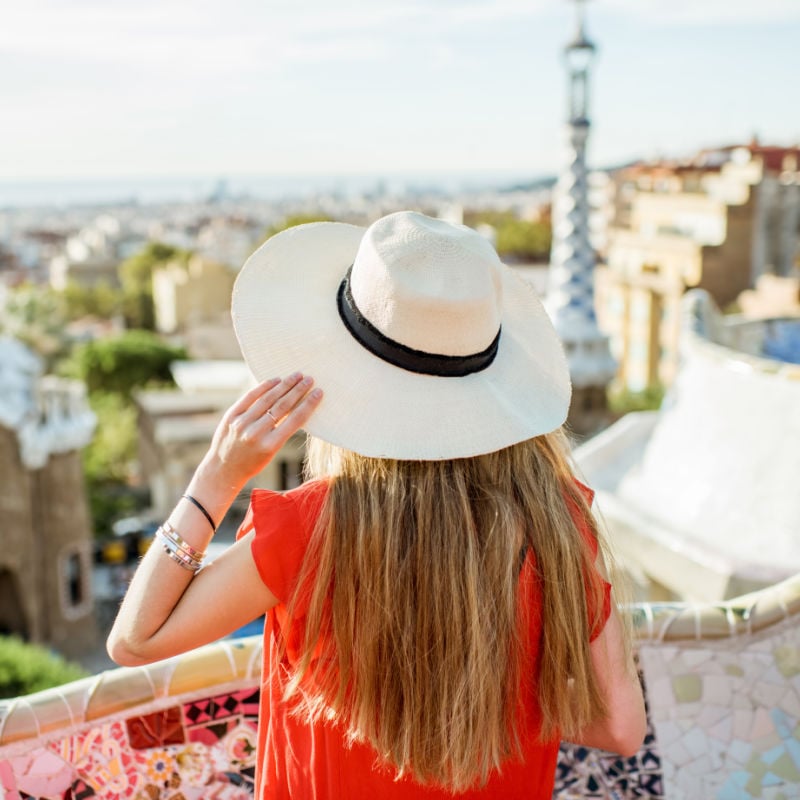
[[2, 572, 799, 799], [558, 572, 800, 798]]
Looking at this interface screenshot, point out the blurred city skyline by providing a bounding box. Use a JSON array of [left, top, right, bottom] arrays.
[[3, 0, 799, 186]]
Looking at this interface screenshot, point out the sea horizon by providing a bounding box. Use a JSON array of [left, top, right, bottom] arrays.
[[0, 169, 555, 210]]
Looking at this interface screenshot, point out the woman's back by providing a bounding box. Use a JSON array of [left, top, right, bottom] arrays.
[[241, 436, 614, 798]]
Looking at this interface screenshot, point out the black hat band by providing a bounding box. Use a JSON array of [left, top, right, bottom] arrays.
[[336, 266, 500, 378]]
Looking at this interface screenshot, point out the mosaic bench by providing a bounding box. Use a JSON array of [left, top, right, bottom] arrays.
[[1, 572, 799, 800]]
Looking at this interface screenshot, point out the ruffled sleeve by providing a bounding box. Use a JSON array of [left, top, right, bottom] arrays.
[[235, 480, 328, 605]]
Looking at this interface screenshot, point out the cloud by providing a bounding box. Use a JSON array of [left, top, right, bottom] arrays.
[[1, 0, 550, 73], [4, 0, 798, 75], [605, 0, 800, 25]]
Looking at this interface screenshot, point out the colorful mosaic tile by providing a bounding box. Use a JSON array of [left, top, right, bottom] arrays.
[[49, 720, 147, 798], [0, 692, 261, 800], [126, 706, 185, 750], [3, 604, 800, 799], [0, 746, 75, 798], [0, 684, 664, 800], [639, 616, 800, 799], [183, 688, 259, 728]]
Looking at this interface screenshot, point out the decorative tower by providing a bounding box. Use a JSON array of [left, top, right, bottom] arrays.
[[546, 0, 615, 436]]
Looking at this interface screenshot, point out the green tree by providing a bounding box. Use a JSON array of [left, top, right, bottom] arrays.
[[118, 242, 190, 329], [58, 331, 187, 537], [0, 636, 87, 699], [83, 391, 138, 483], [81, 390, 143, 538], [608, 384, 665, 415], [463, 211, 551, 262], [0, 283, 68, 363], [495, 219, 551, 261], [62, 280, 123, 321], [60, 329, 187, 398]]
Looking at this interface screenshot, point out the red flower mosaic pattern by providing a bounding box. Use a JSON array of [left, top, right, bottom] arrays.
[[0, 688, 260, 800]]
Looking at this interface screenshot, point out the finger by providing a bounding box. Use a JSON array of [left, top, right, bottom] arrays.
[[236, 373, 303, 427], [262, 388, 323, 449], [262, 374, 315, 425], [226, 378, 282, 419], [246, 375, 317, 439]]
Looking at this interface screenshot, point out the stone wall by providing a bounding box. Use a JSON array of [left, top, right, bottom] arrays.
[[32, 450, 97, 658], [0, 426, 38, 641], [0, 426, 96, 660]]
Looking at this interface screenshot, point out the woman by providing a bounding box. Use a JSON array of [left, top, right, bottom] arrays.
[[108, 211, 646, 799]]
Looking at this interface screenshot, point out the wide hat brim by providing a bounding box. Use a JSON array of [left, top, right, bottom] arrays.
[[232, 221, 571, 460]]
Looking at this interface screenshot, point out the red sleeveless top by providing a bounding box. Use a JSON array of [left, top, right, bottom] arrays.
[[236, 479, 610, 800]]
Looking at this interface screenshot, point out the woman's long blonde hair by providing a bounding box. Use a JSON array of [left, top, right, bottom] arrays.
[[283, 430, 615, 791]]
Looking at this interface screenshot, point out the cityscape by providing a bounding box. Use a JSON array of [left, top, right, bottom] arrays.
[[1, 1, 799, 798]]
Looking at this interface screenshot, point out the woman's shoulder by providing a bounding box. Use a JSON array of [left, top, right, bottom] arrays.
[[250, 478, 330, 524], [250, 477, 329, 499], [236, 479, 329, 541]]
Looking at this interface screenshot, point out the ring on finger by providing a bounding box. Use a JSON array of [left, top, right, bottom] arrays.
[[265, 408, 279, 426]]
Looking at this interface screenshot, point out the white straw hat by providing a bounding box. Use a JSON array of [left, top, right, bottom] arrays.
[[232, 211, 570, 460]]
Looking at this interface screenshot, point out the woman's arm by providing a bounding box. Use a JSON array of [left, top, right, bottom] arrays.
[[107, 373, 322, 666], [566, 604, 647, 756]]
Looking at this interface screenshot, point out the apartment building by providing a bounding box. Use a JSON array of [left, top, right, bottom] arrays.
[[596, 142, 800, 390]]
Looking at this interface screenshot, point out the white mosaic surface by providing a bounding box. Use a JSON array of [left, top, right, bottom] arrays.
[[639, 616, 800, 799]]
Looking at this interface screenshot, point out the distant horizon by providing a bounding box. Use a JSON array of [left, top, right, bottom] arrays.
[[3, 134, 795, 209], [3, 132, 798, 186], [0, 168, 556, 210]]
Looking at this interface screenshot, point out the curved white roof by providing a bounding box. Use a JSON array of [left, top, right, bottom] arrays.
[[576, 292, 800, 598]]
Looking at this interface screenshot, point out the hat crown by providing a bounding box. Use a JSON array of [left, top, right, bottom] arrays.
[[349, 212, 503, 357]]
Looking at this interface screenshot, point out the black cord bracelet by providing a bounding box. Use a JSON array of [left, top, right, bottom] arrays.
[[181, 494, 217, 532]]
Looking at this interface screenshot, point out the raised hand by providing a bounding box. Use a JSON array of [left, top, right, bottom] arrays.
[[205, 373, 323, 490]]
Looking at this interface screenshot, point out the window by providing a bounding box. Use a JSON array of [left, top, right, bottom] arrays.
[[0, 569, 28, 638], [58, 545, 92, 620], [66, 553, 83, 606]]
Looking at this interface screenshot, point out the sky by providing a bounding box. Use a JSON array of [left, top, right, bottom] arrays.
[[2, 0, 799, 183]]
